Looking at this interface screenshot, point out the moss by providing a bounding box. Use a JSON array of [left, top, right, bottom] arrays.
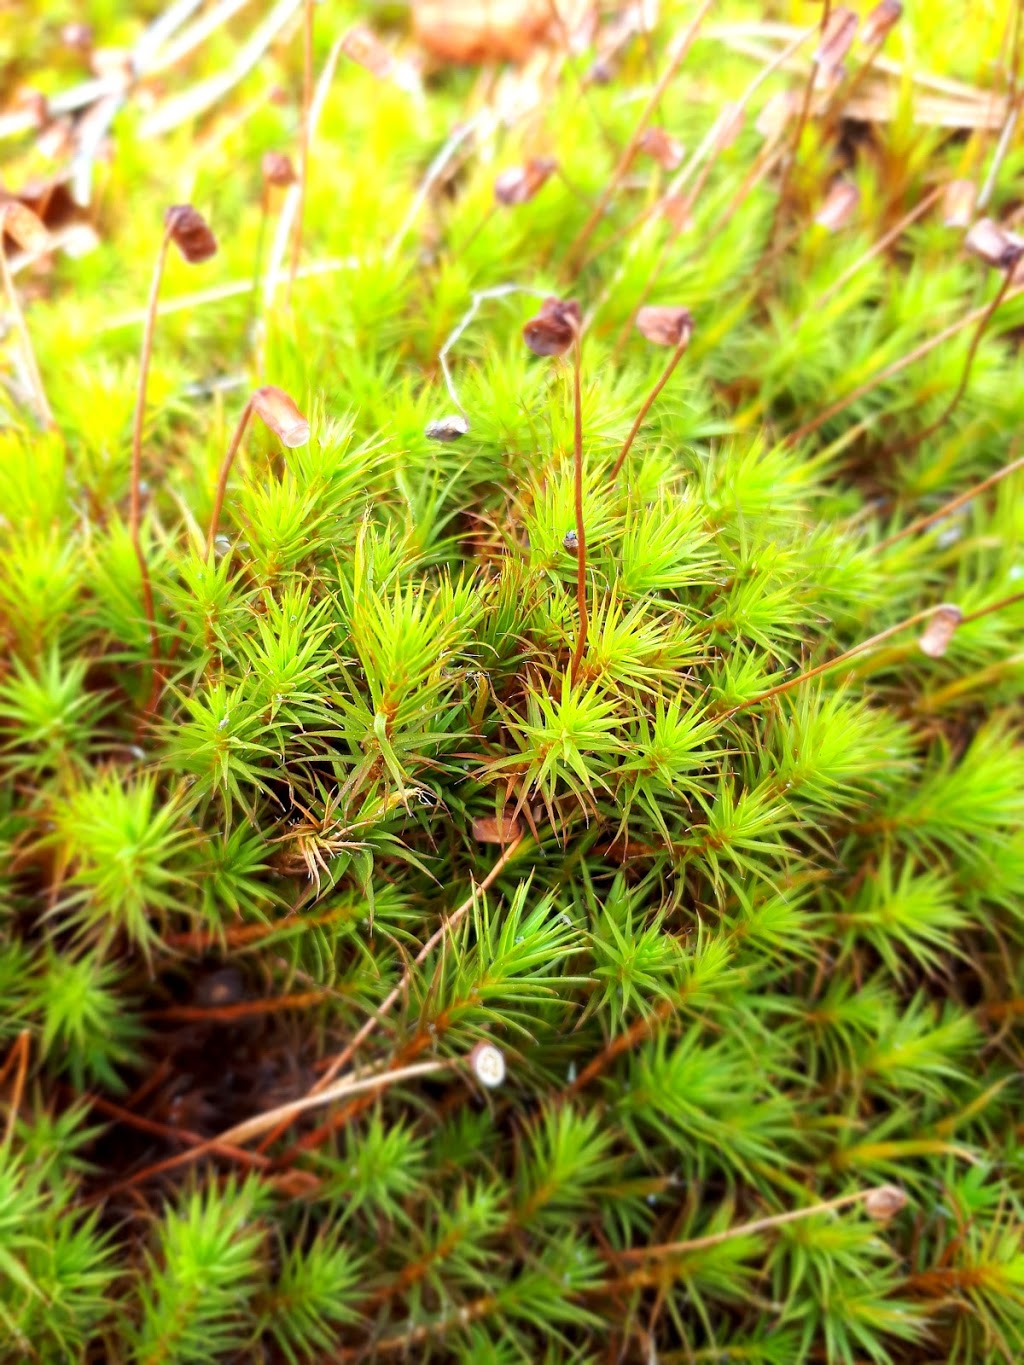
[[1, 1, 1024, 1360]]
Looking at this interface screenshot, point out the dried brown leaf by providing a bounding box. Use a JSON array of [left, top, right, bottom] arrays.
[[412, 0, 551, 64], [472, 815, 523, 844]]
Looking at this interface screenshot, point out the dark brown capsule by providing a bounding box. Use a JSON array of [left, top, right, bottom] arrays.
[[165, 204, 217, 263], [522, 296, 581, 357]]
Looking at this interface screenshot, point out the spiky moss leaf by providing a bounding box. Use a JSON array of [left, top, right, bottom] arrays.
[[132, 1176, 268, 1365]]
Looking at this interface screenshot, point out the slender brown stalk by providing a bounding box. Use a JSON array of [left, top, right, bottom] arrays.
[[821, 20, 899, 127], [217, 1059, 448, 1148], [561, 0, 714, 275], [253, 835, 525, 1154], [206, 396, 255, 555], [83, 1092, 269, 1171], [130, 227, 173, 674], [770, 0, 831, 247], [922, 653, 1024, 709], [0, 1030, 30, 1151], [728, 591, 1024, 724], [287, 0, 314, 301], [786, 279, 1024, 447], [610, 332, 691, 484], [164, 898, 363, 952], [147, 990, 329, 1023], [960, 587, 1024, 624], [876, 446, 1024, 551], [316, 835, 522, 1088], [607, 25, 814, 354], [566, 997, 675, 1099], [873, 267, 1016, 461], [723, 604, 946, 719], [86, 1104, 309, 1203], [706, 132, 787, 240], [614, 1186, 887, 1261], [809, 184, 943, 314], [541, 0, 617, 154], [569, 332, 589, 682]]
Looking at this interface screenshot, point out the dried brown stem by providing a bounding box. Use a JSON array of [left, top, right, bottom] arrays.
[[876, 447, 1024, 551], [874, 266, 1016, 461], [253, 835, 525, 1154], [561, 0, 715, 275], [786, 278, 1024, 447], [821, 25, 896, 126], [87, 1111, 289, 1201], [770, 0, 831, 246], [262, 35, 347, 326], [216, 1059, 448, 1148], [977, 0, 1022, 207], [809, 184, 943, 314], [147, 990, 329, 1023], [959, 587, 1024, 624], [610, 332, 691, 484], [84, 1092, 269, 1171], [247, 187, 270, 345], [606, 24, 813, 353], [565, 997, 674, 1099], [723, 604, 948, 719], [0, 1030, 30, 1151], [164, 899, 364, 953], [206, 396, 255, 555], [614, 1186, 882, 1261]]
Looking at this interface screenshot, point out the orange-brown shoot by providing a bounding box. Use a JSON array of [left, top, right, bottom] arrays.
[[207, 386, 310, 556], [523, 297, 588, 679], [611, 307, 693, 483]]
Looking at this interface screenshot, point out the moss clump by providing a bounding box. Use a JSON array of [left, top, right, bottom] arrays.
[[2, 1, 1024, 1361]]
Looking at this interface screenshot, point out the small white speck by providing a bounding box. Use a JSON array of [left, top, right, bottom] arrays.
[[470, 1043, 506, 1088]]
